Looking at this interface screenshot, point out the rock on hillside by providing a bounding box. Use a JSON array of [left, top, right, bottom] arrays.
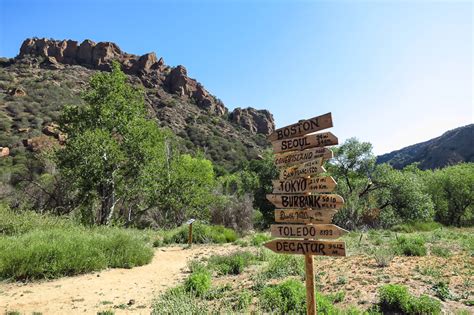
[[377, 124, 474, 170], [0, 38, 276, 171]]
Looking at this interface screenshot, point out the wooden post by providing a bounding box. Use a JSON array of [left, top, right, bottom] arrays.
[[188, 222, 193, 247], [305, 254, 316, 315]]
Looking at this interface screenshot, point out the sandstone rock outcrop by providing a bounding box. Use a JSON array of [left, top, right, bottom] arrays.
[[229, 107, 275, 135], [165, 65, 226, 116], [18, 38, 227, 117], [19, 38, 159, 75]]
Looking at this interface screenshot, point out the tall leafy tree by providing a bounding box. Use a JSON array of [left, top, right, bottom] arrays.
[[57, 62, 169, 224]]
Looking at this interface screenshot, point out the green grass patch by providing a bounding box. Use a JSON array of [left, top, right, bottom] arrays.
[[250, 232, 272, 246], [260, 253, 305, 280], [162, 222, 237, 245], [207, 251, 257, 275], [0, 205, 75, 236], [430, 245, 452, 258], [378, 284, 441, 314], [184, 269, 211, 297], [0, 227, 154, 280], [392, 235, 427, 256], [152, 286, 207, 314], [392, 221, 443, 233]]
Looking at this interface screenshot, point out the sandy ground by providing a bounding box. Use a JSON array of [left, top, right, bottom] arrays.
[[0, 244, 240, 315]]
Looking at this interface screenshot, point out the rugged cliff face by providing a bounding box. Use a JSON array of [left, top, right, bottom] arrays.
[[0, 38, 276, 170]]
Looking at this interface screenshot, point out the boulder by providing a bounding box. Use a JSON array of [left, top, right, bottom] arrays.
[[8, 87, 26, 97], [91, 42, 122, 70], [0, 147, 9, 158], [229, 107, 275, 135]]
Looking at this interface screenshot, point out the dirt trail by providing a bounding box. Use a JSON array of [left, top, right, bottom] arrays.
[[0, 244, 239, 315]]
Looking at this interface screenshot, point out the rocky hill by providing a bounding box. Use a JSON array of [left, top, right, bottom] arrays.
[[0, 38, 275, 172], [377, 124, 474, 169]]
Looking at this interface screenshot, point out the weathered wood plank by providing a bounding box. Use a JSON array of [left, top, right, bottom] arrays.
[[274, 209, 337, 224], [270, 224, 348, 239], [274, 147, 333, 168], [271, 132, 338, 154], [272, 176, 337, 194], [268, 113, 333, 141], [279, 159, 325, 180], [263, 239, 346, 256], [267, 194, 344, 209]]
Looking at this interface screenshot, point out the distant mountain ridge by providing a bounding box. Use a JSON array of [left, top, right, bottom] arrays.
[[376, 124, 474, 170], [0, 38, 276, 172]]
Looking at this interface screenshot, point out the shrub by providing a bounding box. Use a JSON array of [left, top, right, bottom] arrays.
[[162, 222, 237, 245], [152, 286, 207, 314], [235, 290, 252, 311], [0, 227, 153, 280], [260, 279, 306, 314], [184, 270, 211, 297], [431, 245, 451, 258], [207, 251, 255, 275], [0, 205, 74, 236], [261, 253, 305, 279], [392, 235, 427, 256], [392, 221, 442, 233], [373, 248, 395, 267], [378, 284, 441, 314], [432, 281, 452, 301], [250, 232, 272, 246]]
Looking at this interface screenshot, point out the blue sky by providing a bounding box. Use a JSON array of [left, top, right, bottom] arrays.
[[0, 0, 472, 155]]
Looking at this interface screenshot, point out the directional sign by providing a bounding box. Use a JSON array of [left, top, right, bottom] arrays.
[[267, 194, 344, 210], [275, 209, 337, 224], [263, 239, 346, 257], [280, 159, 325, 180], [272, 176, 337, 194], [268, 113, 333, 141], [274, 147, 333, 168], [270, 224, 348, 239], [271, 132, 338, 154]]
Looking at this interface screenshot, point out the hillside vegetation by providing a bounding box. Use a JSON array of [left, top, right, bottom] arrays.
[[377, 124, 474, 170]]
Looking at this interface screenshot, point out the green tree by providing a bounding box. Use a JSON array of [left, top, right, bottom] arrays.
[[246, 150, 279, 227], [57, 62, 168, 224], [425, 163, 474, 226]]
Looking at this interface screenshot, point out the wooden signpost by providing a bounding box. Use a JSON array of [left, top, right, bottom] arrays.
[[279, 160, 326, 180], [268, 112, 333, 141], [274, 209, 337, 224], [271, 132, 339, 154], [264, 112, 347, 315], [266, 193, 344, 209], [270, 224, 348, 239], [272, 176, 337, 194], [274, 147, 333, 168]]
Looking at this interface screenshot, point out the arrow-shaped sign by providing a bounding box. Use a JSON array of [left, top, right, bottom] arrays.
[[270, 224, 348, 239], [267, 194, 344, 210], [279, 159, 325, 180], [274, 147, 333, 168], [263, 239, 346, 257], [271, 132, 338, 154], [274, 209, 337, 224], [268, 113, 333, 142], [272, 176, 337, 194]]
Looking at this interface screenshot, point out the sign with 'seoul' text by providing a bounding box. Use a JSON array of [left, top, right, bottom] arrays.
[[271, 132, 338, 154]]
